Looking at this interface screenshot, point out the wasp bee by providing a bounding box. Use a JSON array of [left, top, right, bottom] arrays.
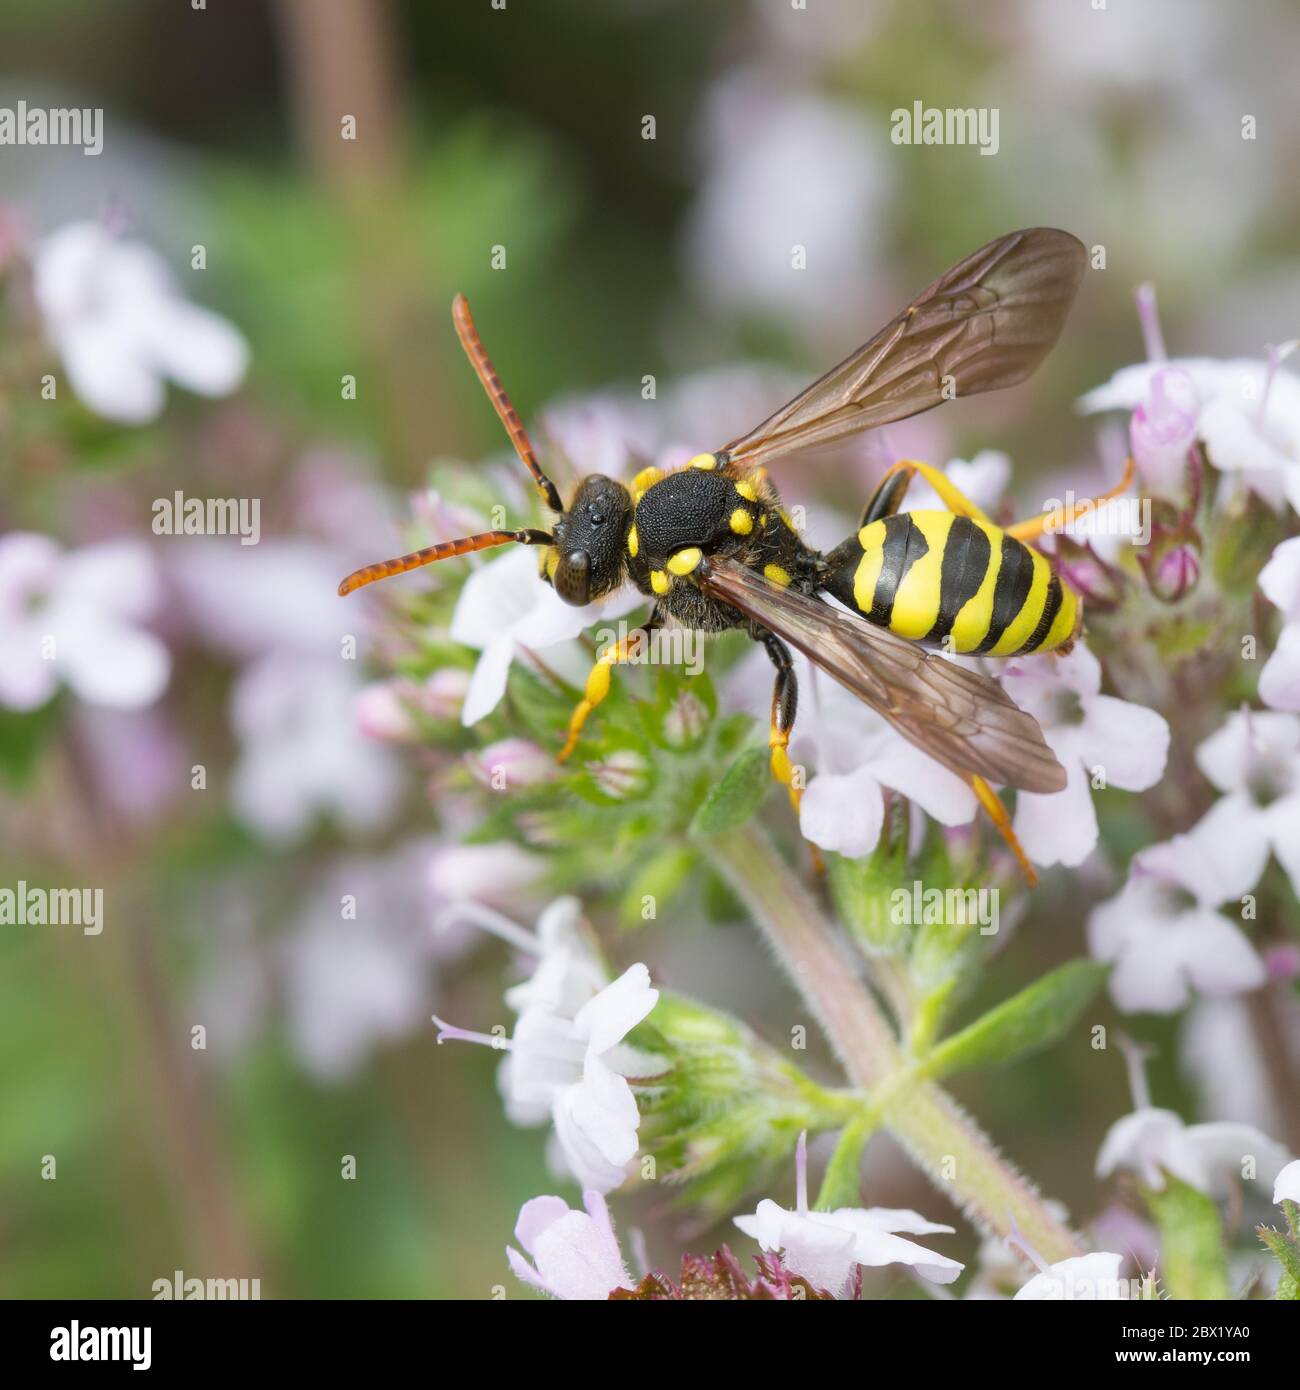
[[340, 228, 1135, 883]]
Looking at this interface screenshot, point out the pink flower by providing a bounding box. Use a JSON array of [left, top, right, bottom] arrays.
[[1128, 367, 1199, 499], [507, 1191, 634, 1300]]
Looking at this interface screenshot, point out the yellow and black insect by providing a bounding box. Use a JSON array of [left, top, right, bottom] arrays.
[[339, 228, 1134, 884]]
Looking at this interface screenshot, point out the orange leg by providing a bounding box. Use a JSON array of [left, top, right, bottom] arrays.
[[969, 775, 1037, 888], [1006, 457, 1136, 543]]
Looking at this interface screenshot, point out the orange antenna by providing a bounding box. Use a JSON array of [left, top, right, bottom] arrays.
[[338, 528, 552, 597], [452, 294, 564, 515]]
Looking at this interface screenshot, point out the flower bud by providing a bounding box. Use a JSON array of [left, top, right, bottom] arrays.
[[1137, 508, 1202, 603], [636, 993, 850, 1223], [589, 748, 650, 800], [1129, 367, 1198, 501], [471, 738, 554, 790], [355, 679, 418, 742], [1049, 537, 1127, 611]]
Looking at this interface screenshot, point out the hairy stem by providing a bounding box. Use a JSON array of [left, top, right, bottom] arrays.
[[708, 825, 1082, 1262]]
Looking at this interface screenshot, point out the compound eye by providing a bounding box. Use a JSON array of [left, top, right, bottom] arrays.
[[553, 549, 592, 606]]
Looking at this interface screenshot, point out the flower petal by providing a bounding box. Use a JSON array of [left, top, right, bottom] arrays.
[[1014, 1252, 1126, 1300], [1260, 537, 1300, 620], [1260, 625, 1300, 711], [572, 963, 659, 1055], [1013, 739, 1098, 868], [1077, 694, 1169, 792], [799, 767, 885, 858], [1274, 1158, 1300, 1205]]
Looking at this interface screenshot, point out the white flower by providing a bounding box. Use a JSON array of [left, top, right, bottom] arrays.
[[229, 651, 403, 844], [1088, 820, 1265, 1014], [1097, 1035, 1290, 1197], [1194, 708, 1300, 898], [1002, 644, 1169, 869], [449, 545, 643, 727], [733, 1134, 962, 1295], [427, 843, 545, 913], [1259, 538, 1300, 711], [1079, 354, 1300, 512], [1098, 1109, 1289, 1198], [1274, 1159, 1300, 1205], [33, 219, 248, 424], [729, 646, 975, 859], [684, 73, 889, 337], [1013, 1252, 1127, 1301], [436, 960, 659, 1193], [280, 843, 449, 1081], [506, 1190, 633, 1300], [0, 532, 170, 711]]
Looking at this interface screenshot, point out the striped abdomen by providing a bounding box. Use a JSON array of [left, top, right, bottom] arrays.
[[827, 511, 1078, 656]]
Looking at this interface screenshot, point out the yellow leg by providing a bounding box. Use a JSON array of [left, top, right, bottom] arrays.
[[969, 775, 1037, 888], [1005, 457, 1136, 542], [761, 633, 823, 872], [873, 458, 994, 524], [557, 628, 651, 762]]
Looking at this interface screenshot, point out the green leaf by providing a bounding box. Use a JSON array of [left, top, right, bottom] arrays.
[[1147, 1177, 1229, 1300], [1257, 1225, 1300, 1299], [922, 959, 1108, 1080], [688, 746, 769, 838]]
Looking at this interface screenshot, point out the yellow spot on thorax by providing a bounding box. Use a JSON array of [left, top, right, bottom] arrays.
[[667, 547, 702, 576], [650, 569, 670, 595], [687, 452, 717, 470], [763, 563, 792, 587], [631, 466, 664, 500], [627, 524, 639, 557], [729, 508, 753, 536]]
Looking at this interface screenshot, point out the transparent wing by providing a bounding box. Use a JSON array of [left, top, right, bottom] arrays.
[[721, 227, 1086, 469], [699, 556, 1067, 794]]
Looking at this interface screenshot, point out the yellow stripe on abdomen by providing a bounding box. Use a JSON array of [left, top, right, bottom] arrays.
[[886, 511, 954, 641], [987, 548, 1052, 656]]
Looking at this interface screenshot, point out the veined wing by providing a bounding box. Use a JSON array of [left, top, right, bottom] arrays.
[[699, 555, 1067, 794], [721, 228, 1086, 470]]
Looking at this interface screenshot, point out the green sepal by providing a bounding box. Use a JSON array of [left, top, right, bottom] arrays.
[[1146, 1175, 1230, 1300], [1256, 1222, 1300, 1299]]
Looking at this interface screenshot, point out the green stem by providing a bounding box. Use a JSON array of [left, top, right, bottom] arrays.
[[709, 826, 1082, 1263]]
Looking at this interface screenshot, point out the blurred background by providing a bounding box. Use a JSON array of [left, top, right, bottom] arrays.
[[1, 0, 1299, 1297]]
